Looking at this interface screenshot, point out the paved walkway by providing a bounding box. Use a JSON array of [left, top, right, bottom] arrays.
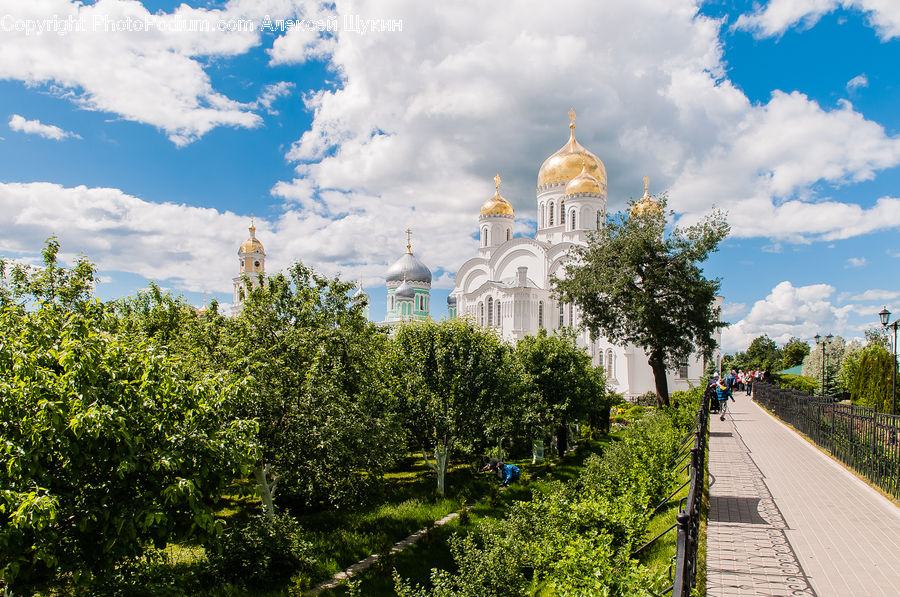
[[707, 392, 900, 596]]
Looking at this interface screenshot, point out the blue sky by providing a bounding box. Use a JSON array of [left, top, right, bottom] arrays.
[[1, 0, 899, 351]]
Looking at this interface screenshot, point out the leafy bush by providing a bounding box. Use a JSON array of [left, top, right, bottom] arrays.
[[851, 345, 898, 413], [771, 373, 818, 394], [395, 389, 701, 596], [208, 513, 314, 590]]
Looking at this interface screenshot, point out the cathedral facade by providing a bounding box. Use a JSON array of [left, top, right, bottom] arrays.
[[447, 111, 716, 398]]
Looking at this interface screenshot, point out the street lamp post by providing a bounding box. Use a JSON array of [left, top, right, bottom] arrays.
[[814, 333, 833, 397], [878, 307, 899, 416]]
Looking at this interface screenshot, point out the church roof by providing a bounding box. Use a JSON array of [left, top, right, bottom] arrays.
[[538, 109, 607, 188]]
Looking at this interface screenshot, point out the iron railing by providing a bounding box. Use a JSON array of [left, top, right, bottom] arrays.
[[632, 392, 709, 596], [754, 381, 900, 499]]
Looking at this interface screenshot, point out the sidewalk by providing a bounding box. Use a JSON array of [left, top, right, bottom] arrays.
[[706, 392, 900, 596]]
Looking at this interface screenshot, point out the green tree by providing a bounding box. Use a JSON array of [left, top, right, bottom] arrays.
[[389, 319, 518, 495], [802, 336, 848, 396], [851, 344, 898, 413], [555, 196, 728, 406], [224, 262, 404, 513], [780, 337, 810, 370], [0, 243, 257, 589], [515, 329, 609, 460], [742, 335, 781, 372]]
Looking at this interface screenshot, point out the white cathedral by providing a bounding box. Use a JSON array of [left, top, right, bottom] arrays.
[[233, 111, 718, 398]]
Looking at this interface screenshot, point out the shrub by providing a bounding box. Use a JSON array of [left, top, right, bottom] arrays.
[[851, 345, 898, 413], [208, 513, 314, 590], [771, 373, 818, 394]]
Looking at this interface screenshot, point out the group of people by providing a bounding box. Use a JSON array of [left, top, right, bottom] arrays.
[[480, 457, 520, 487]]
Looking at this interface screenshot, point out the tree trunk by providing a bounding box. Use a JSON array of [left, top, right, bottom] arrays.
[[435, 443, 449, 495], [253, 464, 276, 521], [649, 351, 670, 407]]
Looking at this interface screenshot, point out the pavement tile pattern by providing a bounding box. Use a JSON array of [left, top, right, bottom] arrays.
[[707, 392, 900, 596]]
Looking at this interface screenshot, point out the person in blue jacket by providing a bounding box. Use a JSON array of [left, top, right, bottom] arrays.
[[716, 379, 735, 421], [498, 463, 520, 487]]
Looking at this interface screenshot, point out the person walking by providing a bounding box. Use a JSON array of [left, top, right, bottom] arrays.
[[716, 378, 735, 421]]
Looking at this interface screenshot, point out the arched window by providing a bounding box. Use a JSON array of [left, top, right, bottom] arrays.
[[568, 303, 574, 326], [538, 301, 544, 328], [540, 204, 545, 228], [506, 228, 511, 241], [606, 349, 615, 377], [389, 295, 394, 310], [479, 302, 484, 326], [549, 202, 555, 226], [487, 297, 494, 327], [570, 210, 576, 230], [560, 200, 566, 225], [482, 227, 488, 247], [558, 303, 564, 328], [496, 300, 501, 327]]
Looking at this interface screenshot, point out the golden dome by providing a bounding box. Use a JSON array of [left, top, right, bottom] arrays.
[[239, 220, 266, 255], [631, 176, 662, 217], [480, 173, 515, 217], [565, 164, 603, 196], [538, 109, 607, 189]]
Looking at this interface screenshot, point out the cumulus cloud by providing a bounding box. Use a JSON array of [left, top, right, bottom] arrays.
[[722, 281, 856, 351], [845, 256, 867, 267], [839, 289, 900, 302], [735, 1, 900, 40], [8, 113, 80, 140], [0, 0, 323, 145]]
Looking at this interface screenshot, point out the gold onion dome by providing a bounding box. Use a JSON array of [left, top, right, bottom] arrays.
[[240, 218, 265, 254], [631, 176, 662, 216], [480, 174, 514, 217], [565, 163, 603, 196], [538, 109, 607, 189]]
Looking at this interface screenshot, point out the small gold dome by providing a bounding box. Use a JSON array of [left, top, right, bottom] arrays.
[[631, 176, 662, 217], [239, 222, 266, 254], [537, 109, 607, 189], [480, 173, 515, 217], [565, 164, 603, 196]]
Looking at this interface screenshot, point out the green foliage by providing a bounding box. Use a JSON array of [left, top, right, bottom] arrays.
[[208, 513, 314, 590], [0, 241, 257, 590], [851, 344, 898, 413], [555, 196, 728, 405], [780, 337, 810, 370], [514, 329, 610, 445], [389, 318, 520, 494], [771, 373, 819, 394], [224, 262, 405, 509], [395, 392, 702, 595], [802, 336, 851, 396]]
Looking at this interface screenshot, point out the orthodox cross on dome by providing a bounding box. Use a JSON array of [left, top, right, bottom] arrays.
[[494, 173, 501, 192], [643, 175, 650, 194], [406, 228, 412, 254], [249, 213, 256, 234], [568, 108, 577, 129]]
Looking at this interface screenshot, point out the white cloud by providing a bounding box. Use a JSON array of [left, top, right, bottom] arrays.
[[8, 113, 81, 140], [839, 289, 900, 302], [847, 73, 868, 91], [846, 256, 868, 267], [253, 81, 295, 114], [735, 1, 900, 41], [0, 0, 323, 145], [722, 281, 855, 351], [722, 302, 748, 319]]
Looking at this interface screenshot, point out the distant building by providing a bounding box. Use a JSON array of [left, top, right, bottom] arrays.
[[232, 218, 266, 313]]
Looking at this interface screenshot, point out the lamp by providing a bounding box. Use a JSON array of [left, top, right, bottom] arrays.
[[879, 307, 898, 416]]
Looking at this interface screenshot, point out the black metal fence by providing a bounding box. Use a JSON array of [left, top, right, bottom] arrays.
[[754, 381, 900, 500]]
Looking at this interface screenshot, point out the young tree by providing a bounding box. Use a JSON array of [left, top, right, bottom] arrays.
[[0, 243, 257, 589], [389, 319, 518, 495], [802, 336, 848, 396], [779, 337, 810, 370], [850, 344, 897, 412], [224, 263, 403, 514], [515, 329, 609, 460], [555, 196, 728, 406]]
